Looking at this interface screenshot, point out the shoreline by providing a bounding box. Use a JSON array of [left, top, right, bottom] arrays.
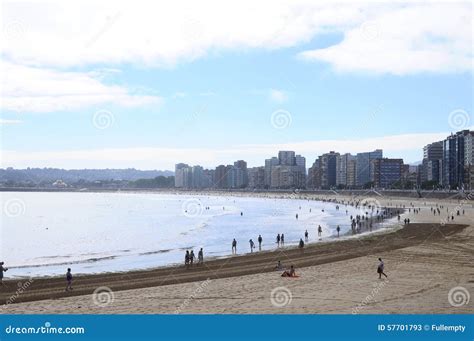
[[2, 187, 473, 201], [3, 192, 401, 278], [0, 222, 467, 307]]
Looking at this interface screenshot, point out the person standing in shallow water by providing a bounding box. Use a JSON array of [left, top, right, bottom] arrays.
[[318, 225, 322, 237], [258, 235, 263, 250], [232, 239, 237, 254], [190, 250, 195, 265], [336, 225, 340, 237], [281, 234, 285, 246], [305, 230, 309, 242], [198, 248, 204, 265], [249, 239, 255, 253], [276, 234, 281, 247], [185, 251, 190, 267]]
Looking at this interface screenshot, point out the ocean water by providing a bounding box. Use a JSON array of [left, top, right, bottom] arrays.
[[0, 192, 385, 278]]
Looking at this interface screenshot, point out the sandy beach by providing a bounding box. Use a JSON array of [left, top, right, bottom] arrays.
[[1, 194, 473, 314]]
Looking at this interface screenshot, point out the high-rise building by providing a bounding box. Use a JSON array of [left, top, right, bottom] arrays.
[[214, 165, 229, 189], [464, 132, 474, 189], [346, 159, 357, 188], [265, 151, 306, 188], [248, 167, 265, 188], [278, 151, 296, 166], [191, 165, 203, 188], [295, 155, 306, 170], [233, 160, 248, 188], [319, 151, 339, 189], [356, 149, 383, 187], [421, 141, 443, 185], [307, 159, 321, 189], [264, 157, 279, 188], [371, 158, 403, 188], [442, 130, 470, 189], [336, 153, 355, 187], [174, 163, 189, 188]]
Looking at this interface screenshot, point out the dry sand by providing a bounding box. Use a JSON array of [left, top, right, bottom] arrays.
[[1, 194, 473, 314]]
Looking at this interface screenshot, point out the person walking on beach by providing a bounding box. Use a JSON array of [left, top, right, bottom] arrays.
[[232, 239, 237, 254], [299, 238, 304, 251], [258, 235, 263, 250], [276, 234, 281, 247], [65, 268, 73, 292], [377, 258, 388, 279], [185, 251, 190, 267], [198, 248, 204, 265], [336, 225, 340, 237], [249, 239, 255, 253], [305, 230, 309, 242], [190, 250, 195, 265], [0, 262, 8, 287]]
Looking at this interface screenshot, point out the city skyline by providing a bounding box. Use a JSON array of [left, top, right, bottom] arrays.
[[1, 1, 472, 170]]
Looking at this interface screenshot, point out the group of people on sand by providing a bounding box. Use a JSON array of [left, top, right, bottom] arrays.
[[274, 257, 388, 279], [185, 248, 204, 267]]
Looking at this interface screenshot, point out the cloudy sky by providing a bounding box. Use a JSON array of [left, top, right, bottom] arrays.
[[1, 0, 472, 170]]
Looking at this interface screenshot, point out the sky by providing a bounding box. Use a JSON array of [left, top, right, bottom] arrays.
[[1, 0, 472, 170]]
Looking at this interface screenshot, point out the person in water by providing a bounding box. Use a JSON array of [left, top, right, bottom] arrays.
[[276, 234, 281, 247], [249, 239, 255, 252], [0, 262, 8, 287], [377, 258, 388, 279], [281, 234, 285, 245], [318, 225, 322, 237], [304, 230, 309, 242], [185, 251, 190, 267], [258, 235, 263, 250], [232, 239, 237, 254], [65, 268, 73, 292], [281, 265, 296, 277], [198, 248, 204, 265], [190, 250, 195, 265], [336, 225, 340, 237]]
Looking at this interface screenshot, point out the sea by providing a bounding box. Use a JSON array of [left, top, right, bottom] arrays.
[[0, 191, 394, 277]]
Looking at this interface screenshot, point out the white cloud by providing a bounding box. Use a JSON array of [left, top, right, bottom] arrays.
[[269, 89, 288, 103], [1, 61, 162, 113], [0, 119, 23, 125], [2, 1, 470, 75], [299, 3, 472, 75], [1, 131, 450, 170]]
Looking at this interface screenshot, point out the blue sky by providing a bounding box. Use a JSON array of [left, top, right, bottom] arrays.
[[1, 1, 472, 170]]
